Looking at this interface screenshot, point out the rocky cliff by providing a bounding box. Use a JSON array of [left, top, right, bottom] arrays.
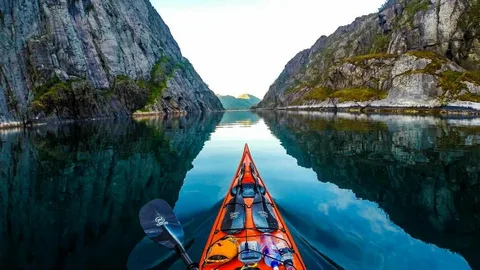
[[257, 0, 480, 112], [260, 111, 480, 268], [0, 113, 222, 269], [0, 0, 223, 126]]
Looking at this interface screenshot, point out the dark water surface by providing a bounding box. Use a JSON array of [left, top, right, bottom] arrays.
[[0, 111, 478, 270]]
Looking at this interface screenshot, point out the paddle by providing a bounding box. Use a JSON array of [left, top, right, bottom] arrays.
[[221, 163, 246, 234], [250, 163, 279, 232], [139, 199, 199, 270]]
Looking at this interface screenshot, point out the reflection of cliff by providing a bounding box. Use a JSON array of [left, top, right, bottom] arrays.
[[259, 111, 480, 269], [0, 113, 222, 269]]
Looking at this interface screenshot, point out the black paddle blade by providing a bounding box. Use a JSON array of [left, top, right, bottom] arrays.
[[252, 193, 278, 232], [221, 195, 246, 234], [139, 199, 184, 249]]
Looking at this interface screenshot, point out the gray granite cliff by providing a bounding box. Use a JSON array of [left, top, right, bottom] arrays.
[[0, 0, 223, 126], [257, 0, 480, 112]]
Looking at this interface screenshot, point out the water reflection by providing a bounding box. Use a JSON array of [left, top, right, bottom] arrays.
[[0, 113, 222, 270], [218, 111, 260, 127], [259, 111, 479, 269], [0, 110, 477, 270]]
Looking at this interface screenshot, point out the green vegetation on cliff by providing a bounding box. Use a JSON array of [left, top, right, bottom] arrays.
[[370, 34, 392, 53], [403, 0, 430, 26], [292, 86, 387, 105], [331, 87, 388, 102], [439, 70, 480, 101], [302, 87, 331, 101], [258, 0, 480, 110], [144, 56, 177, 108], [344, 53, 396, 67], [31, 55, 184, 116]]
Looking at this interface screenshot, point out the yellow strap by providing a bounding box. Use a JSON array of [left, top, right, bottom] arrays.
[[241, 262, 259, 269]]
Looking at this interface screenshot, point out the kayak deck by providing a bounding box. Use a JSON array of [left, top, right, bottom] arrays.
[[200, 144, 306, 270]]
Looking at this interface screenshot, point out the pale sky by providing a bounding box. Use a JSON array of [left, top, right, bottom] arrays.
[[151, 0, 386, 98]]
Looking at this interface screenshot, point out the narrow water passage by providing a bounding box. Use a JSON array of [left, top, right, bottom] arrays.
[[0, 111, 477, 270]]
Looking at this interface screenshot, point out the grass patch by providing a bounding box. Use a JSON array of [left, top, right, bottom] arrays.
[[439, 71, 465, 95], [302, 87, 331, 101], [291, 86, 332, 105], [115, 74, 130, 82], [344, 53, 396, 67], [458, 93, 480, 102], [136, 79, 148, 89], [423, 61, 443, 74], [292, 86, 388, 105], [370, 33, 391, 54], [284, 82, 307, 95], [406, 50, 444, 61], [399, 51, 447, 75], [140, 55, 183, 110], [150, 56, 169, 79], [330, 87, 388, 102], [34, 77, 63, 98], [438, 70, 480, 93], [438, 70, 480, 101], [147, 56, 172, 106], [32, 78, 82, 115], [462, 70, 480, 85], [404, 0, 430, 26]]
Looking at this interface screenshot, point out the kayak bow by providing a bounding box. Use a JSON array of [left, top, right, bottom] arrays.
[[200, 144, 306, 270]]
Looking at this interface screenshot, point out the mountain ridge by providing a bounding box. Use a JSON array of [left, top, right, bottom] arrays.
[[256, 0, 480, 112], [217, 93, 261, 110]]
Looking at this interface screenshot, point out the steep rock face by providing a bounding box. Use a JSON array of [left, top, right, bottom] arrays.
[[0, 113, 223, 269], [0, 0, 223, 125], [259, 111, 480, 268], [256, 0, 480, 111]]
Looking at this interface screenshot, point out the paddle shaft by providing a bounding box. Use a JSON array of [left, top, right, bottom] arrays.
[[174, 245, 198, 270], [163, 225, 199, 270]]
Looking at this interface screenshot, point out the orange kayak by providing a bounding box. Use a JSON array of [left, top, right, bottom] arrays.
[[199, 144, 306, 270]]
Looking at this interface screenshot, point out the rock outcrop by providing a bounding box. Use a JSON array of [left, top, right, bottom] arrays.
[[259, 111, 480, 269], [0, 0, 223, 126], [0, 112, 223, 269], [256, 0, 480, 111]]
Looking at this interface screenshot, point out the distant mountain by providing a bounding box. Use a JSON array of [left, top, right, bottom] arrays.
[[217, 94, 261, 110]]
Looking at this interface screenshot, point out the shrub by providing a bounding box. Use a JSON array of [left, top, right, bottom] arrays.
[[370, 34, 392, 54]]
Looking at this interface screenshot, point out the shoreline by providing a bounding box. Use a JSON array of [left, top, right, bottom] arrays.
[[0, 110, 226, 130], [3, 106, 480, 130], [253, 105, 480, 116]]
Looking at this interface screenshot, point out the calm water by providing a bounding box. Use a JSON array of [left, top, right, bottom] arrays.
[[0, 111, 478, 270]]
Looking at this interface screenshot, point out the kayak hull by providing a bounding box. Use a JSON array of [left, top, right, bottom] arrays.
[[199, 144, 306, 270]]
